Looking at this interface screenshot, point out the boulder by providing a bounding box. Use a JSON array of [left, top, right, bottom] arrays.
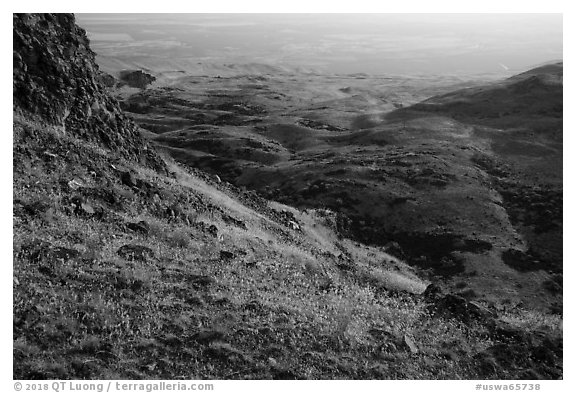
[[126, 220, 150, 235], [117, 244, 154, 262], [219, 250, 235, 261], [67, 178, 84, 190], [96, 71, 116, 88], [187, 274, 216, 289], [22, 200, 51, 216], [435, 294, 470, 320], [403, 334, 419, 354], [120, 171, 137, 188], [118, 70, 156, 89], [192, 329, 227, 345], [422, 283, 443, 299], [383, 241, 406, 259], [80, 202, 95, 215]]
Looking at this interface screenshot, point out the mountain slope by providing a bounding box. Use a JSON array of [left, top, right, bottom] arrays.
[[13, 14, 562, 380], [385, 63, 563, 305], [388, 62, 562, 142]]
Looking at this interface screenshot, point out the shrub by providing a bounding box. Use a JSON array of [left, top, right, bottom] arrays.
[[167, 231, 190, 248]]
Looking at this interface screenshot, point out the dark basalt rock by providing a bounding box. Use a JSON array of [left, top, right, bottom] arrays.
[[20, 200, 51, 216], [193, 222, 219, 237], [429, 293, 495, 325], [221, 214, 247, 229], [219, 250, 235, 261], [13, 13, 166, 173], [192, 329, 227, 345], [297, 118, 347, 132], [502, 248, 561, 273], [68, 195, 95, 217], [97, 71, 116, 88], [18, 240, 81, 278], [120, 171, 137, 188], [119, 69, 156, 89], [383, 241, 406, 260], [422, 283, 443, 300], [186, 274, 217, 289], [474, 339, 562, 380], [117, 244, 155, 262], [126, 220, 150, 235]]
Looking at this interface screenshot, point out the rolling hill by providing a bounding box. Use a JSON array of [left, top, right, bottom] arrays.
[[111, 58, 563, 315]]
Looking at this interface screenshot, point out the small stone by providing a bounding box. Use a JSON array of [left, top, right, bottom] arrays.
[[368, 327, 396, 341], [219, 250, 235, 261], [43, 151, 58, 160], [166, 204, 184, 219], [288, 221, 300, 230], [23, 200, 51, 216], [126, 220, 150, 234], [440, 350, 459, 361], [423, 358, 436, 368], [121, 171, 137, 188], [117, 244, 154, 262], [187, 274, 216, 288], [422, 283, 443, 300], [80, 203, 94, 215], [193, 329, 227, 345], [404, 334, 419, 354], [468, 300, 494, 319], [185, 296, 204, 306], [384, 241, 406, 259], [50, 246, 81, 262], [207, 224, 218, 238], [67, 179, 84, 190], [436, 293, 469, 318]]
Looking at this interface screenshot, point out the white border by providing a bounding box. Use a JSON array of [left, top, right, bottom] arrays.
[[2, 2, 572, 390]]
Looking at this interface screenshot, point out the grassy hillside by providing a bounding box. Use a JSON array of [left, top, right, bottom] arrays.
[[13, 114, 562, 379]]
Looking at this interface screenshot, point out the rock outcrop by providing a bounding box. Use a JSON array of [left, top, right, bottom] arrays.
[[119, 69, 156, 89], [96, 71, 117, 88], [13, 13, 164, 171]]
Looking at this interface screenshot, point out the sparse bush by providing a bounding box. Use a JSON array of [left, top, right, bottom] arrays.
[[167, 231, 190, 248], [543, 278, 562, 294], [458, 288, 477, 300], [114, 185, 136, 202], [303, 258, 322, 275], [147, 221, 164, 239], [83, 235, 104, 261], [333, 301, 353, 339], [500, 309, 562, 333]]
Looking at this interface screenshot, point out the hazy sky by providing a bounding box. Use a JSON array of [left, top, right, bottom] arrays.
[[76, 13, 563, 76]]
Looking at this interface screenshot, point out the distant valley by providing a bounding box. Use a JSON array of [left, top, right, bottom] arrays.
[[91, 58, 563, 315]]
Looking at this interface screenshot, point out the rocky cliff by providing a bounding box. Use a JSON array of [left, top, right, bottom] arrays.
[[13, 13, 164, 171]]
